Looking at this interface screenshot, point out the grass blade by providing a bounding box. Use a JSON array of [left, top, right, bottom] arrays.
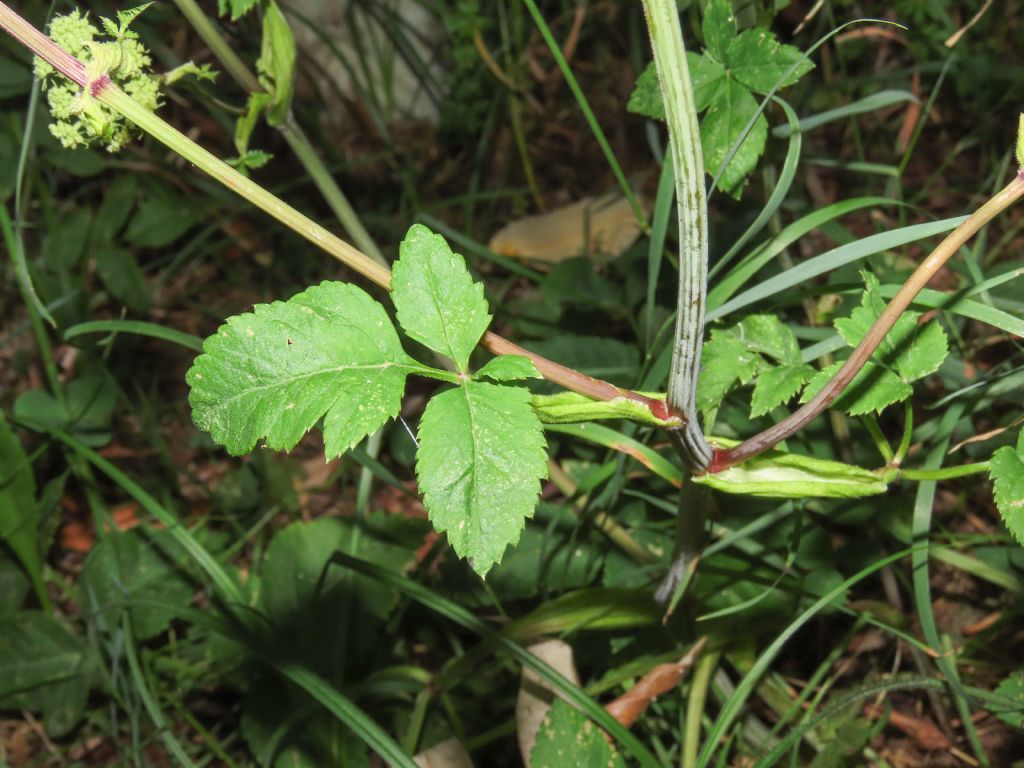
[[521, 0, 647, 228], [328, 551, 664, 768], [64, 320, 204, 352], [708, 217, 968, 321]]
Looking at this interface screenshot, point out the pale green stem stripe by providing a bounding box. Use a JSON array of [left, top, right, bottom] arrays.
[[642, 0, 711, 470]]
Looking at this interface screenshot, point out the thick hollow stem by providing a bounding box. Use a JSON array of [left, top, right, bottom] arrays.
[[642, 0, 712, 471], [0, 2, 662, 413], [712, 172, 1024, 472]]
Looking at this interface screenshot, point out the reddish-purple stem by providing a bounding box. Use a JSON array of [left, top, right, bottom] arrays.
[[711, 172, 1024, 473]]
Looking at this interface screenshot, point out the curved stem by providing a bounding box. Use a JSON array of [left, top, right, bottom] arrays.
[[642, 0, 712, 471], [713, 172, 1024, 472]]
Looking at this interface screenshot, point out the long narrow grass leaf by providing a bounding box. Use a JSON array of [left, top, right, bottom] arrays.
[[772, 89, 917, 138], [695, 546, 920, 768], [521, 0, 647, 227], [328, 552, 663, 768], [708, 217, 967, 321], [716, 98, 803, 277], [64, 320, 204, 352]]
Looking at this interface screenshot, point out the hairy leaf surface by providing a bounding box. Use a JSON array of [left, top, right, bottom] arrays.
[[417, 381, 547, 576], [475, 354, 541, 382], [530, 699, 625, 768], [393, 224, 491, 372], [188, 281, 415, 458], [991, 435, 1024, 546]]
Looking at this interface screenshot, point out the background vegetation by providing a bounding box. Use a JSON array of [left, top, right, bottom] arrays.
[[1, 0, 1023, 765]]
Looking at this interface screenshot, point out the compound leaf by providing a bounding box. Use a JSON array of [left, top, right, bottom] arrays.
[[725, 28, 813, 93], [392, 224, 492, 373], [816, 272, 948, 414], [530, 699, 625, 768], [187, 281, 415, 459], [417, 381, 547, 576], [991, 437, 1024, 546], [627, 54, 725, 120]]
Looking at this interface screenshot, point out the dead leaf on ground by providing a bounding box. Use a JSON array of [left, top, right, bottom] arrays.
[[489, 194, 646, 265], [516, 639, 580, 764], [414, 737, 474, 768], [865, 703, 951, 751], [604, 638, 705, 728]]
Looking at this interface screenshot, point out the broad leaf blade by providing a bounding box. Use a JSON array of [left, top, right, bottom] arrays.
[[738, 315, 802, 365], [725, 29, 813, 93], [0, 412, 42, 598], [702, 0, 735, 61], [991, 441, 1024, 546], [702, 78, 767, 197], [392, 224, 492, 373], [801, 360, 912, 416], [0, 613, 92, 737], [750, 363, 814, 418], [530, 699, 625, 768], [187, 281, 413, 458], [417, 381, 547, 576]]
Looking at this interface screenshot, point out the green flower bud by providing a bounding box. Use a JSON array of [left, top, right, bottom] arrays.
[[35, 6, 160, 153]]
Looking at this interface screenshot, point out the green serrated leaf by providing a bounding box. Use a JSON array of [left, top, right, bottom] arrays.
[[82, 528, 193, 640], [696, 326, 763, 416], [187, 281, 416, 459], [256, 0, 296, 126], [991, 444, 1024, 546], [530, 699, 626, 768], [994, 670, 1024, 728], [218, 0, 260, 22], [114, 3, 152, 36], [99, 16, 119, 38], [724, 29, 813, 93], [475, 354, 541, 382], [416, 381, 547, 577], [739, 314, 802, 365], [392, 224, 491, 373], [750, 363, 814, 418], [835, 273, 948, 383], [702, 0, 736, 61], [702, 77, 767, 197], [690, 52, 729, 111], [801, 360, 912, 415], [627, 54, 725, 120], [627, 62, 663, 120]]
